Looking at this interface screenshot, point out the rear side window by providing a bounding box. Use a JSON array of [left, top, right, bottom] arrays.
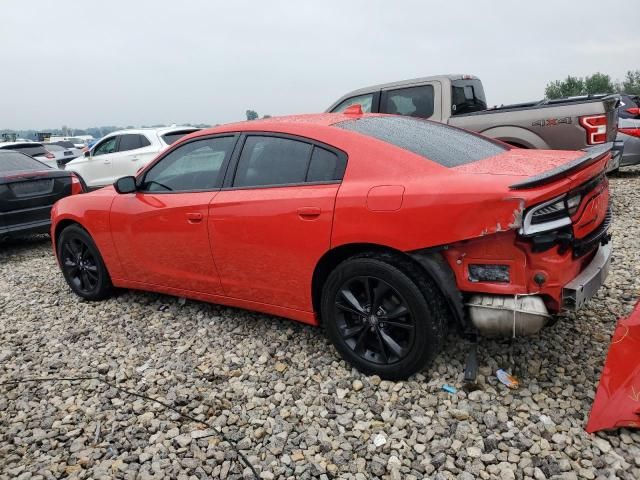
[[381, 85, 434, 118], [331, 93, 374, 114], [0, 152, 48, 172], [162, 129, 199, 145], [234, 136, 312, 187], [336, 116, 507, 167], [451, 79, 487, 115], [118, 134, 150, 152], [307, 147, 343, 182]]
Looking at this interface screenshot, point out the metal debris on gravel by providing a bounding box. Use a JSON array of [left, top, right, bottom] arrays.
[[1, 168, 639, 479]]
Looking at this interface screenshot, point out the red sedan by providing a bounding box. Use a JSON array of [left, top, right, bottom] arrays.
[[51, 111, 612, 379]]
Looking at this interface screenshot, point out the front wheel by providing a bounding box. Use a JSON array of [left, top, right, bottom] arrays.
[[321, 255, 447, 380], [57, 225, 113, 300]]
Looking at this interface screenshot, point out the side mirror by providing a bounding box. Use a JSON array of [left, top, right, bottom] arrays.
[[114, 176, 137, 194], [84, 150, 90, 157]]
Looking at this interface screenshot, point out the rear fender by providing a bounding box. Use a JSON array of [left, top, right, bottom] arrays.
[[479, 126, 550, 149]]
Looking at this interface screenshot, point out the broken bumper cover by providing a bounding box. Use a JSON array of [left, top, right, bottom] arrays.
[[562, 241, 612, 311]]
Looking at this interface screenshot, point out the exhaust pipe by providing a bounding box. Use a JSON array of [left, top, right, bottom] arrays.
[[467, 294, 551, 337]]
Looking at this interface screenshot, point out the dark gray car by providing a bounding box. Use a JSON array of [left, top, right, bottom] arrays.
[[617, 95, 640, 168]]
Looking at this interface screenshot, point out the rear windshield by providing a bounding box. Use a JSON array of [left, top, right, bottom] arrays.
[[451, 79, 487, 115], [0, 144, 48, 157], [0, 151, 49, 173], [336, 116, 507, 167], [162, 129, 199, 145]]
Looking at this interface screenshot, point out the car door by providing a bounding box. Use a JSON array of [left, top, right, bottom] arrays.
[[86, 135, 119, 186], [209, 134, 346, 312], [109, 135, 237, 293], [111, 133, 156, 180]]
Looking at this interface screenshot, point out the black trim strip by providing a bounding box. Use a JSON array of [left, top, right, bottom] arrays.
[[509, 143, 612, 190]]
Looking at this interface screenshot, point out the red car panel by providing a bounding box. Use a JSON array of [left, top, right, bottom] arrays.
[[209, 184, 338, 311], [109, 191, 224, 294]]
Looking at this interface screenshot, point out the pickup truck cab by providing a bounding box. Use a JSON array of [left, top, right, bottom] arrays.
[[327, 75, 622, 167]]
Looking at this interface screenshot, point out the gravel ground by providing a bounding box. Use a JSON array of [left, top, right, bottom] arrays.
[[1, 169, 640, 480]]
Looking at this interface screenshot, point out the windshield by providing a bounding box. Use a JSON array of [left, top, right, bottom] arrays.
[[335, 116, 507, 167], [451, 79, 487, 115]]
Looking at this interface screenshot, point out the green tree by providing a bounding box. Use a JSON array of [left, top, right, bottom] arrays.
[[584, 72, 614, 95], [245, 110, 259, 121], [621, 70, 640, 95], [545, 75, 585, 99]]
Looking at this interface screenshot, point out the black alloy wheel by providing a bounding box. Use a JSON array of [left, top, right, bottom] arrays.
[[61, 237, 100, 294], [334, 276, 415, 365], [57, 225, 113, 300], [322, 254, 448, 380]]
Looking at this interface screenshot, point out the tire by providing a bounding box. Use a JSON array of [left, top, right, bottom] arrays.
[[57, 224, 113, 300], [321, 253, 449, 380]]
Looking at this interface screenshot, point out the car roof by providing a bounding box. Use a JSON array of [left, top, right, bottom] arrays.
[[192, 113, 377, 138], [104, 126, 200, 137], [0, 141, 44, 148]]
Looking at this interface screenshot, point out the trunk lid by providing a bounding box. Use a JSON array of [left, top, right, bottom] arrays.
[[0, 169, 74, 230]]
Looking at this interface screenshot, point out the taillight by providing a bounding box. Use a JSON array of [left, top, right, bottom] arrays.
[[625, 107, 640, 116], [579, 114, 608, 145], [619, 127, 640, 138], [45, 152, 55, 159], [70, 174, 84, 195]]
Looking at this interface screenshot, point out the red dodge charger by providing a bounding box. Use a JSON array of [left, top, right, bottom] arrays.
[[51, 111, 612, 379]]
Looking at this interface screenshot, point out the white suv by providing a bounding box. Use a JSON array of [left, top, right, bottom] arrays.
[[64, 126, 200, 188]]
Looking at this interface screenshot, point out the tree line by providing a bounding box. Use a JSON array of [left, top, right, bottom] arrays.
[[545, 70, 640, 99]]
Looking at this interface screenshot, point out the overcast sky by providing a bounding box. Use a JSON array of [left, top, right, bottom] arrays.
[[1, 0, 638, 130]]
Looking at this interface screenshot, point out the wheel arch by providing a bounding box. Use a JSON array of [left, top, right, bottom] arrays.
[[479, 125, 550, 150], [312, 243, 465, 329]]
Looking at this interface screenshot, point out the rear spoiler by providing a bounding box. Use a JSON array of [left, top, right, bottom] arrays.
[[509, 143, 613, 190]]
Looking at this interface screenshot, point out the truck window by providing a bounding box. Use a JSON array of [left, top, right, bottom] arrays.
[[381, 85, 434, 119], [331, 94, 373, 113], [451, 79, 487, 115]]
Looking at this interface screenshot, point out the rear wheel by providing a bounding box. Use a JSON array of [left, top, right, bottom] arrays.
[[321, 254, 448, 380], [57, 225, 112, 300]]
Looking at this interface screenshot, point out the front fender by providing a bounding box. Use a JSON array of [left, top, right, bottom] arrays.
[[52, 191, 124, 279]]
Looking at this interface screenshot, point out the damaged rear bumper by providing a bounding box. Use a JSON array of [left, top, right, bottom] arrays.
[[562, 241, 612, 311]]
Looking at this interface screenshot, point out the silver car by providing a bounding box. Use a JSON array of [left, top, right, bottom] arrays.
[[617, 95, 640, 168]]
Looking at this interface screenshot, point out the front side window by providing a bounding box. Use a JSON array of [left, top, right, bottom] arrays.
[[233, 136, 312, 187], [118, 134, 150, 152], [381, 85, 435, 118], [141, 136, 234, 192], [93, 137, 118, 156], [331, 93, 374, 114]]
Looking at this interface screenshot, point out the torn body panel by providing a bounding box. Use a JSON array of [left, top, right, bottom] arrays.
[[586, 301, 640, 432]]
